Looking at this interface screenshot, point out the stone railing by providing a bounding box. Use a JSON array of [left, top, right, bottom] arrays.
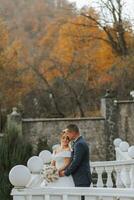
[[11, 187, 134, 200], [9, 138, 134, 200], [90, 138, 134, 188], [91, 159, 134, 188]]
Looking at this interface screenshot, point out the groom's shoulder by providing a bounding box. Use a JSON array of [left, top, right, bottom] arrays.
[[77, 136, 88, 146]]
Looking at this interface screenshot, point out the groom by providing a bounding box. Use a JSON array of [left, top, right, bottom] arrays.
[[59, 124, 91, 199]]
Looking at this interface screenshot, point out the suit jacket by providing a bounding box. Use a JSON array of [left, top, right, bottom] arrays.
[[64, 136, 91, 187]]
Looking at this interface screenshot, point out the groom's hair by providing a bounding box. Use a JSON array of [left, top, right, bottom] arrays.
[[66, 124, 79, 133]]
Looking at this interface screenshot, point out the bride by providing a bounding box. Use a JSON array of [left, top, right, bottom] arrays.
[[46, 131, 75, 187]]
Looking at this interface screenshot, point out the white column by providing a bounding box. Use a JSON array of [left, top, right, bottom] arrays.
[[115, 166, 124, 188], [120, 166, 131, 188], [106, 167, 113, 187], [129, 165, 134, 188], [97, 167, 104, 187]]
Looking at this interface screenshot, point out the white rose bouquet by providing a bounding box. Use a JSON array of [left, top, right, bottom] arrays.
[[41, 165, 59, 183]]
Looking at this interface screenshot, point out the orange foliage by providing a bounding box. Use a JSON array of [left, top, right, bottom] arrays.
[[0, 19, 35, 108], [52, 8, 115, 87], [0, 0, 133, 112]]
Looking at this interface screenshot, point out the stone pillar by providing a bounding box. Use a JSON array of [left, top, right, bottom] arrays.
[[7, 107, 22, 135], [101, 90, 118, 160]]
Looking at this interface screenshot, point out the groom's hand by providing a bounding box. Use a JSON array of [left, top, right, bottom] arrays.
[[59, 170, 65, 177]]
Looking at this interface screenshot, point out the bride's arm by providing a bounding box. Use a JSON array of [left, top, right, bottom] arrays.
[[58, 157, 71, 171], [51, 150, 56, 166], [51, 159, 56, 166]]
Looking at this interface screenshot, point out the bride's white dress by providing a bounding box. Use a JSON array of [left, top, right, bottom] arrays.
[[42, 150, 75, 187]]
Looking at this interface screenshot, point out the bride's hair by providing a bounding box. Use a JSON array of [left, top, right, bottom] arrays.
[[60, 131, 70, 141]]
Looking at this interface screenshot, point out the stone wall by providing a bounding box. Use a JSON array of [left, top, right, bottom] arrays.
[[22, 117, 106, 161], [8, 95, 134, 162]]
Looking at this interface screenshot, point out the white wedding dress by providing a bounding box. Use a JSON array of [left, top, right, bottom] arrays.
[[41, 150, 75, 187], [48, 150, 75, 187]]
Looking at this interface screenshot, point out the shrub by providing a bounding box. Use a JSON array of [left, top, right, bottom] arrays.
[[37, 136, 51, 154], [0, 123, 33, 200]]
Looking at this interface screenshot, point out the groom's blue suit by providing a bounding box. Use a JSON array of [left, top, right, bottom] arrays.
[[65, 136, 91, 187]]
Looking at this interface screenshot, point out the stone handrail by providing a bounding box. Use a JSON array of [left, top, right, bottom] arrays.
[[11, 187, 134, 200]]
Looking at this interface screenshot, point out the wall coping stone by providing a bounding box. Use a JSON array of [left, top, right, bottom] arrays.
[[22, 117, 105, 123], [117, 100, 134, 104]]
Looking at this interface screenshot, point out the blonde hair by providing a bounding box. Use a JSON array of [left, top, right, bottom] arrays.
[[60, 131, 70, 141]]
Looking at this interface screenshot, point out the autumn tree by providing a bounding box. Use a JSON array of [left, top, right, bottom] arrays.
[[0, 0, 134, 118], [0, 18, 35, 111], [51, 8, 116, 116], [0, 0, 76, 117], [81, 0, 133, 56]]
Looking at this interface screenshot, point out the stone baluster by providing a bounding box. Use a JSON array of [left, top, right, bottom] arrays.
[[91, 167, 98, 187], [106, 167, 113, 187], [96, 167, 104, 187], [114, 166, 124, 188], [120, 166, 131, 188], [111, 168, 117, 188], [129, 165, 134, 188], [102, 168, 107, 188]]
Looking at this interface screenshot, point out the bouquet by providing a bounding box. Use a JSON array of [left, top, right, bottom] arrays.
[[41, 165, 59, 183]]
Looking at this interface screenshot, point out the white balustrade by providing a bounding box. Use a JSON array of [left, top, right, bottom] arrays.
[[91, 160, 134, 188], [9, 138, 134, 200], [11, 187, 134, 200]]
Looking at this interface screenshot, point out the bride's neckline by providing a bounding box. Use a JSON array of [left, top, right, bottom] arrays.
[[53, 150, 71, 157], [54, 147, 71, 155]]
